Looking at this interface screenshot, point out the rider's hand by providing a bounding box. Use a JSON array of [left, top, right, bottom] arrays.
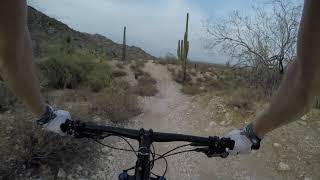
[[224, 123, 261, 155], [37, 105, 71, 136]]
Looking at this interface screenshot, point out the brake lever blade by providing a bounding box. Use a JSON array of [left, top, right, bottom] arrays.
[[195, 147, 229, 158]]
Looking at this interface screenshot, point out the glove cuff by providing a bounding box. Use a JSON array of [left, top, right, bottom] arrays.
[[242, 123, 262, 150], [36, 105, 56, 126]]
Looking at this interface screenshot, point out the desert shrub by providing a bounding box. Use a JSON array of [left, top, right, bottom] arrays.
[[134, 69, 145, 78], [116, 63, 125, 69], [181, 84, 202, 95], [313, 97, 320, 109], [37, 55, 111, 91], [134, 75, 158, 97], [87, 63, 112, 92], [0, 113, 98, 179], [156, 56, 179, 65], [173, 70, 191, 83], [111, 70, 128, 78], [37, 57, 92, 89], [206, 79, 228, 90], [0, 83, 16, 112], [138, 74, 157, 85], [167, 66, 176, 74], [91, 86, 141, 122], [227, 87, 259, 110], [190, 70, 197, 77]]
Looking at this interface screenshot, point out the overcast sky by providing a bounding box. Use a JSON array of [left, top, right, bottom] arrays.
[[28, 0, 261, 63]]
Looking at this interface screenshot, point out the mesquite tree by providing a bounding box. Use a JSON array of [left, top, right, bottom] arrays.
[[203, 0, 302, 92], [177, 13, 190, 82]]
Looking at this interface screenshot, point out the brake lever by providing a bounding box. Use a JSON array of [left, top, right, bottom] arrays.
[[193, 136, 234, 158], [61, 120, 109, 139], [195, 147, 229, 158]]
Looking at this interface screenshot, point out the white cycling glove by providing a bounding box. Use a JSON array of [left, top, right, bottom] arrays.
[[225, 123, 261, 155], [37, 105, 71, 136]]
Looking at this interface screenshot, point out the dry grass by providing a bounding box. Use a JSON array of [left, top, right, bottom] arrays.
[[313, 97, 320, 109], [181, 84, 203, 95], [134, 75, 158, 96], [47, 81, 141, 122], [111, 70, 128, 78], [155, 56, 179, 66], [116, 63, 125, 69], [0, 83, 16, 112], [226, 87, 263, 110], [0, 112, 98, 179], [91, 83, 141, 122], [172, 70, 192, 83]]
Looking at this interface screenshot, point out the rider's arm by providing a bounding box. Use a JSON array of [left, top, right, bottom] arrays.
[[0, 0, 71, 135], [226, 0, 320, 155], [253, 0, 320, 138], [0, 0, 46, 116]]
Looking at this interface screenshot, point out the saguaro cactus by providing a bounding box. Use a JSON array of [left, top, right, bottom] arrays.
[[177, 13, 189, 82], [122, 26, 126, 61]]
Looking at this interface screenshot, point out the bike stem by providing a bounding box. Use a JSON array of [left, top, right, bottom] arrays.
[[134, 128, 153, 180]]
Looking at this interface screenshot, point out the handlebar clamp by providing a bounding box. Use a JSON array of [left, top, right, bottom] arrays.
[[202, 136, 235, 158]]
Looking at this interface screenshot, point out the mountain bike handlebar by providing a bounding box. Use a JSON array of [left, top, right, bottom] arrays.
[[60, 120, 235, 180], [61, 120, 233, 146]]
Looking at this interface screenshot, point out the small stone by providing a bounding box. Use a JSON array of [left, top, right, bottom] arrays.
[[200, 86, 205, 90], [301, 115, 307, 121], [204, 128, 209, 132], [273, 143, 281, 148], [220, 120, 232, 126], [209, 121, 216, 127], [305, 136, 310, 140], [298, 121, 307, 126], [304, 177, 312, 180], [93, 116, 101, 122], [57, 168, 66, 179], [108, 156, 114, 161], [233, 107, 239, 111], [67, 174, 74, 180], [83, 170, 89, 176], [225, 112, 232, 121], [102, 147, 109, 153], [76, 165, 83, 172], [278, 162, 290, 171]]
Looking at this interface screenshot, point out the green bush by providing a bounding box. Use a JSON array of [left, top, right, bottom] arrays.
[[37, 54, 111, 91], [37, 57, 89, 89], [87, 63, 111, 92]]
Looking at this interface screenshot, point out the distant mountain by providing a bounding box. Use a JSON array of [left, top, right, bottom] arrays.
[[27, 6, 154, 60]]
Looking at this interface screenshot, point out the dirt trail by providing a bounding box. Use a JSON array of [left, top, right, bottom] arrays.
[[96, 61, 319, 180]]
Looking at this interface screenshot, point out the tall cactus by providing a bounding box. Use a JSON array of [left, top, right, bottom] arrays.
[[177, 13, 189, 82], [122, 26, 126, 61]]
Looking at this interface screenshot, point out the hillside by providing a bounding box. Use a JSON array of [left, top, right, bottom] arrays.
[[27, 6, 154, 61]]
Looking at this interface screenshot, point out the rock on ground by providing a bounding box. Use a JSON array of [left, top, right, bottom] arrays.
[[278, 162, 290, 171]]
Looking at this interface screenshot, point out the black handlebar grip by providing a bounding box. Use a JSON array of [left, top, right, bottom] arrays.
[[60, 119, 72, 133], [221, 137, 235, 150], [229, 139, 235, 150]]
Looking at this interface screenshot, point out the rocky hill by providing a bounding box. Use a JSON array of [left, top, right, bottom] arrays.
[[27, 6, 154, 60]]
